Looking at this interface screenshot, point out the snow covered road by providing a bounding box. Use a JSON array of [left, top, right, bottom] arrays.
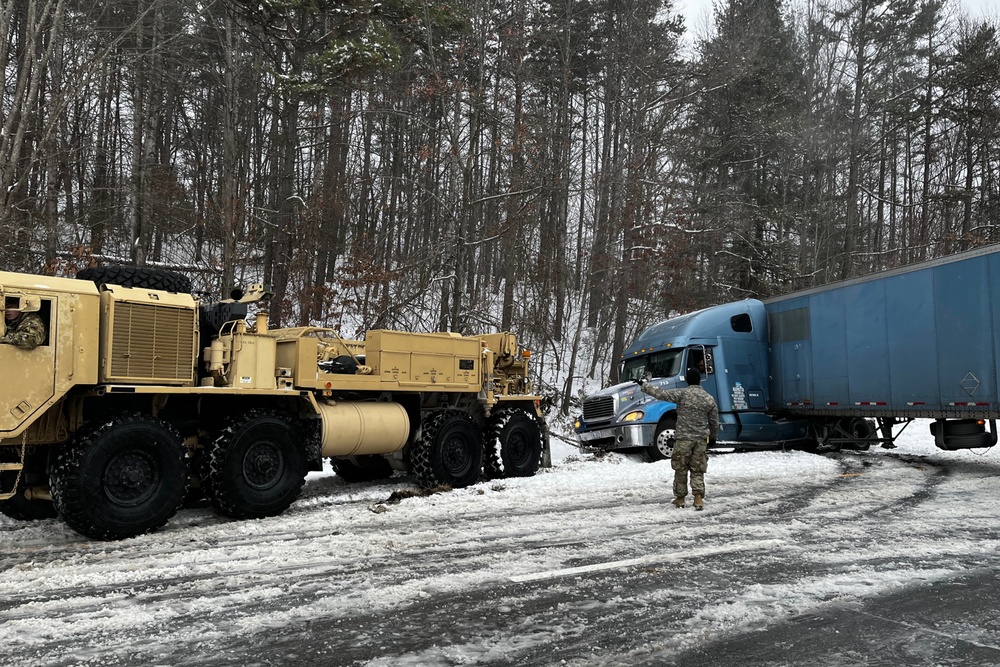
[[3, 421, 1000, 666]]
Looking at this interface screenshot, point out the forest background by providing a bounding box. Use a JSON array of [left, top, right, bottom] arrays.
[[1, 0, 998, 417]]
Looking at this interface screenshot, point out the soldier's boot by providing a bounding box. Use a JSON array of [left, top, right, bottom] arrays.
[[671, 496, 686, 508], [693, 494, 704, 511]]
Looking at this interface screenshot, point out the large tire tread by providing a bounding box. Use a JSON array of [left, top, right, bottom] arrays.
[[411, 410, 483, 489], [203, 410, 306, 519], [483, 409, 543, 479], [49, 414, 188, 540], [76, 265, 192, 293]]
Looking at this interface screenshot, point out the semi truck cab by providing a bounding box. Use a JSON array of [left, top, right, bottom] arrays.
[[575, 300, 811, 459]]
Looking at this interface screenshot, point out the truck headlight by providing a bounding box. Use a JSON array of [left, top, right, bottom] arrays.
[[621, 411, 644, 422]]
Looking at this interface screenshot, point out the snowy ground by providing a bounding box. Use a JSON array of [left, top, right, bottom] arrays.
[[3, 419, 1000, 666]]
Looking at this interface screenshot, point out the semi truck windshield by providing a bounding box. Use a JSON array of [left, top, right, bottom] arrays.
[[622, 349, 683, 381]]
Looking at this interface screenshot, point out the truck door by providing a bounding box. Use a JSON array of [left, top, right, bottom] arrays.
[[688, 346, 719, 402], [0, 294, 57, 435]]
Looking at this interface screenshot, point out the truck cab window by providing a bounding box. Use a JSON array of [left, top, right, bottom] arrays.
[[731, 313, 752, 333], [621, 348, 683, 381], [3, 297, 51, 347], [689, 347, 713, 375]]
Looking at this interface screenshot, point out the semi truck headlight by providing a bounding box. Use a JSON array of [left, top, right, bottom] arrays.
[[622, 411, 644, 422]]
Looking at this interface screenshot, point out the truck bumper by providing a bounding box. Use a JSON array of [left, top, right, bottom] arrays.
[[577, 424, 654, 451]]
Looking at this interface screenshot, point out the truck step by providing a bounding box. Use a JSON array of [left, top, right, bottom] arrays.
[[0, 447, 26, 500]]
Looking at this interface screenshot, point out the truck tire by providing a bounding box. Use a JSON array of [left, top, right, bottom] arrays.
[[933, 419, 985, 437], [330, 455, 395, 483], [846, 418, 876, 451], [483, 409, 543, 479], [76, 265, 192, 293], [938, 433, 994, 450], [646, 419, 676, 462], [49, 414, 189, 540], [203, 411, 306, 519], [411, 410, 483, 489], [0, 447, 57, 521]]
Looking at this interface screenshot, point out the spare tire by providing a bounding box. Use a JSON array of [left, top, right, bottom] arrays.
[[76, 265, 192, 293]]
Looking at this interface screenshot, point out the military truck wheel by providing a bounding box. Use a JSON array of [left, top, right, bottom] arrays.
[[76, 265, 192, 293], [204, 412, 306, 519], [330, 456, 395, 483], [646, 420, 676, 462], [411, 410, 483, 489], [49, 414, 189, 540], [483, 409, 543, 479], [0, 447, 57, 521]]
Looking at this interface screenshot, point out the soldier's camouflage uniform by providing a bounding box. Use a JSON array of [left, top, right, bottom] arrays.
[[641, 383, 720, 499], [2, 312, 46, 350]]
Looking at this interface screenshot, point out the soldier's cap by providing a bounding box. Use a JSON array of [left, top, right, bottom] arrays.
[[685, 368, 701, 386]]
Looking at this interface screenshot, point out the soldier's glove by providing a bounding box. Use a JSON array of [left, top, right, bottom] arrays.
[[708, 438, 717, 447], [633, 378, 646, 387]]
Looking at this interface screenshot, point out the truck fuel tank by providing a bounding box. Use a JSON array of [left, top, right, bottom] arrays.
[[317, 401, 410, 456]]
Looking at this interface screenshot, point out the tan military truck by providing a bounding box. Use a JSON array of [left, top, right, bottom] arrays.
[[0, 268, 546, 540]]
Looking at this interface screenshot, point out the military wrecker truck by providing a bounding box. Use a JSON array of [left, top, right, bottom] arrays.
[[0, 267, 546, 540]]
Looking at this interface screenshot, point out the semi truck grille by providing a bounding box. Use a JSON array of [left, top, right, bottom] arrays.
[[107, 302, 196, 384], [583, 396, 616, 422]]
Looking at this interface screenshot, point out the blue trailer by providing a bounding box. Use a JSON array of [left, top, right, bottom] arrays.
[[575, 245, 1000, 458]]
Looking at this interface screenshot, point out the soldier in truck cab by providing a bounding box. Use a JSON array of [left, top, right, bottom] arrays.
[[2, 299, 47, 350]]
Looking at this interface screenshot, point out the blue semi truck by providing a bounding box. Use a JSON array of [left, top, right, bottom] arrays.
[[575, 244, 1000, 458]]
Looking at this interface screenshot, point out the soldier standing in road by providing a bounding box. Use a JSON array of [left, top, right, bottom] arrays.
[[2, 306, 47, 350], [636, 367, 719, 510]]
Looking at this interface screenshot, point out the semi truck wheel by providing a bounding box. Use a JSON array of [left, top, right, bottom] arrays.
[[483, 409, 543, 479], [646, 419, 676, 462], [330, 455, 395, 483], [204, 411, 306, 519], [411, 410, 483, 488], [49, 414, 189, 540], [846, 418, 877, 451], [76, 265, 192, 293]]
